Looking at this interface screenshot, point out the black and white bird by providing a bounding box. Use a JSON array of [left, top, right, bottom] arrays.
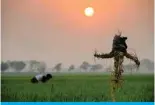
[[31, 73, 52, 83]]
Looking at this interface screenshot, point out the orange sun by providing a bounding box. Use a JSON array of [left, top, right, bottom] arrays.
[[84, 7, 94, 17]]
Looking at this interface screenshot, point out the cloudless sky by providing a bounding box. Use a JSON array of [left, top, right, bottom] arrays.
[[1, 0, 154, 68]]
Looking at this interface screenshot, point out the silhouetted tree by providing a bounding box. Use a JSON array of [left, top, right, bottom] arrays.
[[29, 60, 46, 73], [68, 64, 75, 71], [90, 64, 103, 71], [53, 63, 62, 72], [29, 60, 38, 72], [140, 59, 154, 71], [124, 63, 137, 74], [80, 61, 90, 71], [37, 61, 47, 73], [10, 61, 26, 72], [1, 61, 9, 72]]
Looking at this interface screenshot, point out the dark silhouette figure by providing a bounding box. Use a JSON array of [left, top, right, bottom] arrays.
[[31, 73, 53, 84], [94, 31, 140, 73]]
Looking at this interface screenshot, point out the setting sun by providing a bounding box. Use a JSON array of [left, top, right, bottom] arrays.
[[84, 7, 94, 17]]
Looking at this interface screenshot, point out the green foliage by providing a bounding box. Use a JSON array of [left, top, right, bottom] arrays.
[[1, 73, 154, 102]]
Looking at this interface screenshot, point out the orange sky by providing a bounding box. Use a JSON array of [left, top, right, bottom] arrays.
[[1, 0, 154, 68]]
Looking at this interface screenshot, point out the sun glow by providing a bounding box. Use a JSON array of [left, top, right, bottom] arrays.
[[84, 7, 94, 17]]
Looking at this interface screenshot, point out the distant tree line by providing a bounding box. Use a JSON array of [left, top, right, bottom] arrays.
[[79, 61, 103, 72], [1, 61, 26, 72], [104, 59, 154, 73], [1, 60, 46, 73], [1, 60, 104, 72]]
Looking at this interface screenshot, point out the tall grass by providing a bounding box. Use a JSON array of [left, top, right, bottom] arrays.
[[1, 74, 154, 102]]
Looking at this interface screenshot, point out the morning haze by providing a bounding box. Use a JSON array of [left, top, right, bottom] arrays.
[[1, 0, 154, 68]]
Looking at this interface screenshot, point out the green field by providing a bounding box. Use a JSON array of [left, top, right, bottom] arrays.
[[1, 73, 154, 102]]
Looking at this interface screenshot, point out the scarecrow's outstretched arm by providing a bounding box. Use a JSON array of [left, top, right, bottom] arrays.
[[94, 52, 114, 59], [125, 52, 140, 67]]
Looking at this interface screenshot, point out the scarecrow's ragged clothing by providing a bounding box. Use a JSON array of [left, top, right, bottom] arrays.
[[94, 50, 140, 79], [94, 33, 140, 74], [112, 35, 128, 53], [94, 51, 140, 67]]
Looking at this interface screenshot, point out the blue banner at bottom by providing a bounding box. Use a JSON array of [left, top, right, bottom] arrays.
[[1, 102, 154, 105]]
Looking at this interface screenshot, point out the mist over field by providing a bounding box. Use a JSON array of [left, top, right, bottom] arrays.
[[1, 58, 154, 74]]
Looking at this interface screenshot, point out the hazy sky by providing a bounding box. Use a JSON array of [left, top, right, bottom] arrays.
[[2, 0, 154, 68]]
